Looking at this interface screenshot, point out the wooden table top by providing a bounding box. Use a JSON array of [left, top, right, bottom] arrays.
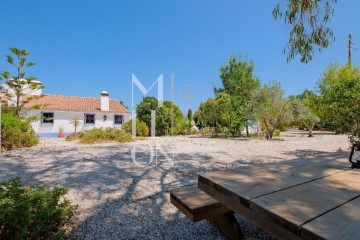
[[198, 152, 360, 240]]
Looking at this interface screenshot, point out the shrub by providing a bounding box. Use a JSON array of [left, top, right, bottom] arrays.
[[79, 128, 133, 144], [273, 129, 281, 137], [65, 132, 85, 141], [200, 127, 214, 135], [0, 177, 76, 239], [1, 113, 39, 151], [122, 119, 149, 137]]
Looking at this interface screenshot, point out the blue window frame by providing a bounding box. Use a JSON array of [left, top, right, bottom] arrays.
[[84, 113, 95, 124], [41, 112, 54, 124], [114, 115, 124, 124]]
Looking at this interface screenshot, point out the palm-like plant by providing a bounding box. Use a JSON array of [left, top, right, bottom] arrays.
[[70, 116, 82, 134], [1, 47, 39, 116]]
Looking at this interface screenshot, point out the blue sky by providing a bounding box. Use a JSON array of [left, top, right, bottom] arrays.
[[0, 0, 359, 114]]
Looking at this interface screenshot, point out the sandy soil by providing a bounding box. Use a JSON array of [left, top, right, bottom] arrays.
[[0, 130, 349, 239]]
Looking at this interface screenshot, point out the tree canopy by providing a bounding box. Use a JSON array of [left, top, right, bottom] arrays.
[[136, 96, 184, 136], [273, 0, 337, 63], [0, 48, 42, 116], [213, 56, 260, 136], [317, 64, 360, 137], [248, 81, 291, 139]]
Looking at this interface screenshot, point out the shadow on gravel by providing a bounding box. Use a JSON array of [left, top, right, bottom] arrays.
[[0, 142, 351, 240]]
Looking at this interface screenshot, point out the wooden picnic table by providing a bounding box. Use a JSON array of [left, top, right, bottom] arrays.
[[198, 152, 360, 240]]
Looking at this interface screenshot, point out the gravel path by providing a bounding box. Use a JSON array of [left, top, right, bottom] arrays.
[[0, 130, 349, 239]]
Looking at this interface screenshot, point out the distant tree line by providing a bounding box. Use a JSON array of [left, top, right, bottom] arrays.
[[194, 54, 360, 140]]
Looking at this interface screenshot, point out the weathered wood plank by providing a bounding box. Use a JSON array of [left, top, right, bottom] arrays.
[[199, 180, 303, 240], [170, 187, 230, 222], [301, 196, 360, 240], [251, 169, 360, 235], [198, 153, 351, 239], [199, 152, 348, 186], [170, 187, 204, 199], [199, 160, 347, 208]]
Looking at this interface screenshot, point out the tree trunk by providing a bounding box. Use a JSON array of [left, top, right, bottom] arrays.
[[307, 123, 315, 137], [15, 89, 21, 117], [246, 125, 249, 137], [266, 130, 272, 140], [268, 130, 273, 139], [308, 128, 313, 137]]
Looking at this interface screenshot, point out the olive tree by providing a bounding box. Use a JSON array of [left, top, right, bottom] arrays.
[[249, 82, 291, 139]]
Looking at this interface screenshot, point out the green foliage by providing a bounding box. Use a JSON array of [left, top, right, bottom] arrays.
[[213, 55, 260, 136], [69, 116, 82, 134], [187, 109, 192, 124], [302, 108, 320, 137], [273, 129, 281, 137], [289, 89, 321, 135], [216, 55, 260, 98], [1, 47, 41, 116], [200, 127, 214, 135], [79, 128, 133, 144], [122, 119, 149, 137], [317, 64, 360, 137], [249, 81, 291, 139], [136, 96, 185, 136], [273, 0, 337, 63], [0, 177, 76, 240], [195, 98, 218, 128], [1, 113, 38, 150], [196, 55, 260, 137], [170, 116, 190, 135], [65, 132, 85, 141]]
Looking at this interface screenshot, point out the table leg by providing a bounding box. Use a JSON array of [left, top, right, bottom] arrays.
[[209, 211, 242, 240]]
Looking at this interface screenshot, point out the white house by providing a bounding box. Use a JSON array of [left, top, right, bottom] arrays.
[[2, 81, 130, 137]]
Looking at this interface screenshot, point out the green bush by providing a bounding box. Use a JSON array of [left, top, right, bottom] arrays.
[[122, 119, 149, 137], [0, 177, 76, 239], [273, 129, 281, 137], [169, 117, 195, 135], [65, 132, 85, 141], [1, 113, 39, 151], [80, 128, 133, 144], [200, 127, 214, 135]]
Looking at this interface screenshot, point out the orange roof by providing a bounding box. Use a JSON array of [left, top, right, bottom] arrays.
[[24, 94, 129, 113]]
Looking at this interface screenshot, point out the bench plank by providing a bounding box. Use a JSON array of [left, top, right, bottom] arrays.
[[170, 187, 242, 239], [170, 187, 230, 222]]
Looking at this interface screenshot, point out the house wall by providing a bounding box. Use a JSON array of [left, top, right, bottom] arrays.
[[27, 110, 131, 137]]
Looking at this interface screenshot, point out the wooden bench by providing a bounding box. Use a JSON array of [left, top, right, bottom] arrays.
[[170, 187, 242, 240]]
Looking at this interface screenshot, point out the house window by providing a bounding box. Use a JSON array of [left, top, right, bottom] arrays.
[[114, 115, 124, 124], [85, 114, 95, 124], [42, 112, 54, 123]]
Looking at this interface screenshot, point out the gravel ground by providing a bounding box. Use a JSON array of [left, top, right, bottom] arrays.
[[0, 130, 349, 239]]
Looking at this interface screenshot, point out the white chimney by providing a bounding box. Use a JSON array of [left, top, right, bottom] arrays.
[[100, 91, 109, 111]]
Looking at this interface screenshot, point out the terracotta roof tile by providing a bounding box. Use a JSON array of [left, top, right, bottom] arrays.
[[24, 94, 129, 113]]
